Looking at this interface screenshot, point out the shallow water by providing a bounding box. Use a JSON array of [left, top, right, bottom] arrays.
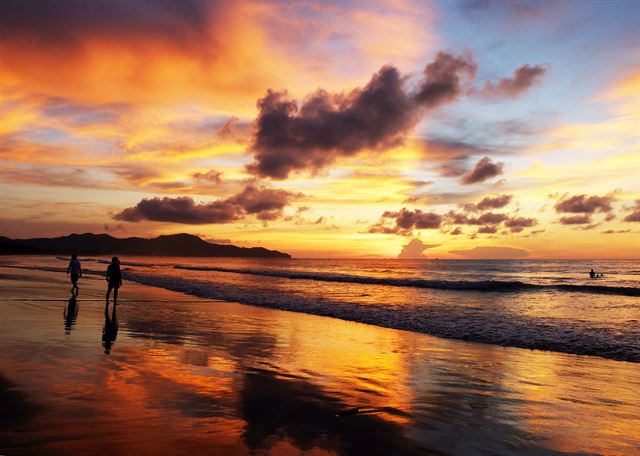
[[2, 256, 637, 361], [0, 267, 638, 455]]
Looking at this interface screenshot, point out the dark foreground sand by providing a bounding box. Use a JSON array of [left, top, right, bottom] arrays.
[[0, 266, 638, 455]]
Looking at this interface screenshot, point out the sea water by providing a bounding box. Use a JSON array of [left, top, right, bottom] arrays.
[[3, 256, 638, 362]]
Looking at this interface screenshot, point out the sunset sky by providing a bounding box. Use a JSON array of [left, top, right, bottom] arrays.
[[1, 0, 639, 259]]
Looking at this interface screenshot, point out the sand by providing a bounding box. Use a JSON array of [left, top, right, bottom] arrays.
[[0, 266, 638, 455]]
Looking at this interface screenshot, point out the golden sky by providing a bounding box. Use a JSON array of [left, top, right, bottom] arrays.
[[1, 0, 639, 258]]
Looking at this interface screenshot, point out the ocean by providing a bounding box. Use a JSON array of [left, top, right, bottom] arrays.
[[2, 256, 638, 362]]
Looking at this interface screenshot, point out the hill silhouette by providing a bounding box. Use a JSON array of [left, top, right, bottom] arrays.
[[0, 233, 290, 258]]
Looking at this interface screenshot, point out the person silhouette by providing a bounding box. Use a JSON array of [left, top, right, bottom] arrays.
[[102, 302, 119, 354], [589, 268, 596, 279], [66, 253, 82, 295], [64, 293, 79, 332], [105, 257, 122, 305]]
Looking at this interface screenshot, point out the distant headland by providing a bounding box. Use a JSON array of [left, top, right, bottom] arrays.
[[0, 233, 291, 258]]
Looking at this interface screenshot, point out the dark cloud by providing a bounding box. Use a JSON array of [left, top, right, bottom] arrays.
[[477, 225, 498, 234], [602, 229, 631, 234], [504, 216, 537, 233], [623, 200, 640, 222], [247, 52, 477, 179], [413, 52, 477, 107], [368, 208, 442, 235], [460, 156, 504, 184], [445, 211, 509, 225], [463, 194, 512, 211], [229, 185, 296, 220], [247, 68, 414, 179], [559, 214, 592, 225], [397, 238, 440, 259], [114, 197, 240, 224], [554, 194, 614, 213], [192, 169, 223, 184], [372, 204, 538, 237], [0, 0, 213, 53], [449, 245, 529, 259], [480, 65, 546, 98], [114, 185, 297, 224]]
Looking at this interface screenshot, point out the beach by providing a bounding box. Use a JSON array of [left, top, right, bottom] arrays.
[[1, 264, 638, 455]]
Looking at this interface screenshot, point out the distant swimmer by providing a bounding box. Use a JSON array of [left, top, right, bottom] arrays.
[[105, 256, 123, 305], [589, 269, 604, 278], [66, 253, 82, 295]]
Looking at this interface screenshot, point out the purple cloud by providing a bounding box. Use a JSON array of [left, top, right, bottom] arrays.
[[554, 194, 614, 213], [114, 185, 297, 224], [460, 156, 504, 184]]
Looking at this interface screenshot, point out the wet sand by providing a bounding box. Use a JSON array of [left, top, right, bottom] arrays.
[[0, 266, 638, 455]]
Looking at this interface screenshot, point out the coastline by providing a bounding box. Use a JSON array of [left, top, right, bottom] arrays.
[[1, 266, 638, 455]]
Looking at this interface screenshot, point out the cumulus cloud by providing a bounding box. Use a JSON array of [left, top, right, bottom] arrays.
[[446, 211, 509, 225], [397, 238, 440, 259], [460, 156, 504, 184], [114, 197, 239, 224], [114, 185, 297, 224], [504, 216, 537, 233], [413, 52, 477, 107], [623, 200, 640, 222], [371, 204, 538, 237], [368, 208, 442, 235], [558, 214, 592, 225], [480, 65, 546, 98], [191, 169, 223, 184], [229, 185, 296, 220], [247, 52, 479, 179], [449, 246, 529, 259], [554, 194, 614, 213], [477, 225, 498, 234], [463, 194, 512, 211]]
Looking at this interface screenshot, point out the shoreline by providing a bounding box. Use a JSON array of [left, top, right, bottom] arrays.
[[2, 261, 639, 363]]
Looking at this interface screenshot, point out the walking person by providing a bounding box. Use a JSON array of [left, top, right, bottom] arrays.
[[66, 253, 82, 295], [105, 257, 122, 305]]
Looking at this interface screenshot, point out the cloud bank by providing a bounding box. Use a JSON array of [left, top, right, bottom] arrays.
[[114, 185, 298, 224]]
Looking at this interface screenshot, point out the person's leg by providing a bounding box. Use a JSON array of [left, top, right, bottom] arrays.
[[106, 283, 113, 303], [113, 286, 119, 305], [71, 274, 79, 294]]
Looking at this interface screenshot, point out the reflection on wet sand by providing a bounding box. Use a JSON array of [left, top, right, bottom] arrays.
[[64, 293, 79, 333], [239, 368, 426, 455], [0, 268, 638, 455], [102, 303, 118, 354]]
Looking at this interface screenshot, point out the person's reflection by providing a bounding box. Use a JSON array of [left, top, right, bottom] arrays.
[[102, 303, 119, 354], [64, 293, 79, 333]]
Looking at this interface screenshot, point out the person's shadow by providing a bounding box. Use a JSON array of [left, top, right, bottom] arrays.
[[102, 304, 119, 354], [64, 294, 79, 333]]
